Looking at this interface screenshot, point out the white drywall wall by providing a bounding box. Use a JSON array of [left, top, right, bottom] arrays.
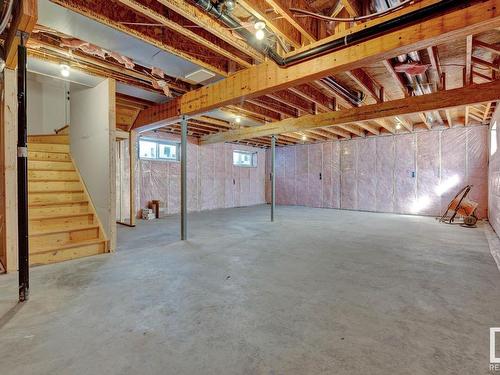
[[70, 79, 116, 250], [27, 72, 69, 135]]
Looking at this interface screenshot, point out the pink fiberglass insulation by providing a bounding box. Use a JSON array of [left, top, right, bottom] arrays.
[[321, 142, 334, 208], [332, 141, 341, 209], [284, 146, 297, 205], [394, 133, 416, 214], [340, 141, 357, 210], [308, 143, 323, 208], [416, 131, 441, 216], [440, 128, 467, 216], [357, 138, 377, 212], [467, 126, 488, 219], [275, 144, 287, 205], [375, 136, 395, 213], [295, 144, 309, 206], [268, 126, 488, 219], [137, 132, 266, 216], [489, 107, 500, 234]]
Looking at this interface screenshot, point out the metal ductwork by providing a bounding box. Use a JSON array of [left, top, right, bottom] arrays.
[[374, 0, 443, 126], [194, 0, 473, 68], [321, 76, 365, 106]]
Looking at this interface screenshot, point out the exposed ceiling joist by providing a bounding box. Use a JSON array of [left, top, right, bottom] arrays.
[[133, 0, 500, 130], [200, 80, 500, 144], [116, 0, 253, 68], [155, 0, 263, 62]]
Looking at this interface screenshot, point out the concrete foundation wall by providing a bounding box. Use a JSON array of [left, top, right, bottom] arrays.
[[489, 107, 500, 234], [70, 79, 116, 249], [137, 132, 266, 215], [268, 126, 488, 218]]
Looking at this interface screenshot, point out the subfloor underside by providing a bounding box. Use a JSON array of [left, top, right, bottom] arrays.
[[1, 205, 499, 374]]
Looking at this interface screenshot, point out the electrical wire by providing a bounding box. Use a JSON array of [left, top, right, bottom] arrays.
[[0, 0, 14, 35]]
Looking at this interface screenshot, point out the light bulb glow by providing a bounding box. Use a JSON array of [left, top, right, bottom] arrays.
[[395, 123, 402, 130], [60, 64, 70, 77], [301, 134, 307, 141], [255, 29, 265, 41], [235, 116, 241, 123], [254, 20, 266, 30]]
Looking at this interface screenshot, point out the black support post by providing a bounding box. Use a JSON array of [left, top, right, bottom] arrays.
[[180, 116, 187, 240], [17, 34, 29, 302], [271, 135, 276, 222]]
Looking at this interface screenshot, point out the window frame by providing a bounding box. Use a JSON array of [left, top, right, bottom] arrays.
[[233, 150, 258, 168], [138, 137, 180, 162]]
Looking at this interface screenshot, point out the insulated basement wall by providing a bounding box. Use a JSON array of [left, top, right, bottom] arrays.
[[137, 132, 266, 216], [268, 126, 488, 218], [489, 106, 500, 233]]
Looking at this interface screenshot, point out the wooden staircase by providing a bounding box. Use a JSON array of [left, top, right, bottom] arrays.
[[28, 134, 108, 266]]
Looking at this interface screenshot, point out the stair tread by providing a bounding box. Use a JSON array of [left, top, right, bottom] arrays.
[[32, 239, 105, 254], [29, 212, 92, 221], [30, 223, 99, 237], [29, 190, 84, 194], [29, 200, 89, 207]]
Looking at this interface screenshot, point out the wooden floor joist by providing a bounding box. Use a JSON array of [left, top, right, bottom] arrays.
[[200, 80, 500, 144], [132, 0, 500, 130]]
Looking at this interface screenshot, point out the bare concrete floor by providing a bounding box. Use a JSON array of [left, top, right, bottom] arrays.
[[1, 205, 500, 374]]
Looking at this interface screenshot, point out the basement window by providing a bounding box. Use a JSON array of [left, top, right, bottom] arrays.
[[233, 150, 257, 167], [139, 138, 180, 161]]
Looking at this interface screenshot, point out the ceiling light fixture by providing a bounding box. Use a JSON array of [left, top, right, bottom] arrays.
[[254, 20, 266, 30], [223, 0, 235, 12], [235, 116, 241, 123], [255, 29, 265, 41], [301, 134, 307, 141], [395, 123, 402, 130], [254, 20, 266, 41], [60, 64, 70, 78]]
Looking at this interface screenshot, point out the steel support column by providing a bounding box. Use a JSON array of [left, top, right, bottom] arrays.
[[271, 135, 276, 222], [17, 34, 29, 302], [180, 116, 187, 240]]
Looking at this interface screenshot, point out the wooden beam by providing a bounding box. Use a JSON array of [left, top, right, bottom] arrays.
[[262, 0, 317, 44], [133, 0, 500, 130], [200, 80, 500, 144], [465, 35, 473, 86], [288, 85, 335, 112], [267, 91, 315, 114], [237, 0, 302, 49], [382, 60, 409, 98], [427, 46, 443, 89], [338, 124, 365, 137], [355, 122, 380, 135], [340, 0, 361, 17], [116, 0, 253, 68], [445, 109, 453, 127], [5, 0, 38, 68], [419, 113, 432, 129], [474, 39, 500, 55], [154, 0, 263, 62], [346, 68, 382, 103], [472, 56, 500, 72]]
